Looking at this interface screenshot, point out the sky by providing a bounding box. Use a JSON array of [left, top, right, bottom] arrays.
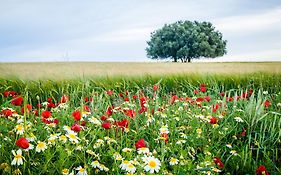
[[0, 0, 281, 62]]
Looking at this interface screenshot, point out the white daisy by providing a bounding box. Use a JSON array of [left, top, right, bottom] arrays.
[[137, 147, 150, 154], [36, 141, 47, 153], [75, 166, 87, 175], [88, 117, 101, 125], [91, 160, 100, 168], [15, 124, 24, 135], [66, 131, 80, 143], [11, 149, 24, 166], [143, 156, 161, 174], [159, 125, 169, 134], [169, 157, 179, 165]]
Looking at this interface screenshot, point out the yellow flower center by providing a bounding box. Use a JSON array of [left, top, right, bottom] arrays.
[[79, 168, 85, 172], [69, 134, 77, 139], [16, 125, 23, 131], [15, 154, 22, 159], [148, 160, 157, 168], [37, 142, 45, 148]]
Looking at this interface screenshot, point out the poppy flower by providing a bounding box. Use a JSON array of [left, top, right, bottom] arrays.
[[264, 100, 271, 108], [124, 97, 130, 102], [72, 110, 81, 121], [213, 157, 224, 168], [123, 109, 136, 118], [140, 97, 147, 108], [256, 165, 269, 175], [132, 95, 138, 100], [33, 110, 39, 116], [41, 110, 51, 119], [204, 96, 211, 102], [210, 117, 218, 124], [71, 123, 81, 132], [200, 86, 206, 93], [81, 121, 87, 126], [219, 92, 225, 97], [53, 118, 59, 125], [2, 109, 13, 117], [84, 105, 90, 112], [212, 104, 220, 113], [102, 122, 111, 129], [119, 93, 124, 98], [11, 96, 23, 106], [21, 104, 32, 114], [115, 119, 129, 128], [60, 95, 69, 103], [135, 139, 147, 149], [194, 89, 199, 95], [100, 115, 107, 121], [171, 95, 178, 104], [47, 102, 56, 108], [106, 90, 113, 96], [196, 97, 205, 102], [106, 106, 113, 116], [161, 133, 169, 144], [16, 138, 29, 149], [153, 84, 159, 91]]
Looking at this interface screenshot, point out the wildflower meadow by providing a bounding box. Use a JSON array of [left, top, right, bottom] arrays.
[[0, 74, 281, 175]]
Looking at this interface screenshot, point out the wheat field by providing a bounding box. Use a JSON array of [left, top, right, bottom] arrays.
[[0, 62, 280, 80]]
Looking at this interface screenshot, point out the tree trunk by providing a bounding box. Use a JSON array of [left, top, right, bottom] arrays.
[[188, 57, 191, 63], [173, 57, 177, 62]]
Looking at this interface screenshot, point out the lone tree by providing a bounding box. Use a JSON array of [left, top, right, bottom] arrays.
[[146, 21, 227, 62]]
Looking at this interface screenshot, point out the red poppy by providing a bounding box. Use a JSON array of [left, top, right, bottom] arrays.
[[124, 97, 130, 102], [33, 110, 39, 116], [81, 121, 87, 126], [53, 118, 59, 125], [115, 119, 129, 130], [60, 95, 69, 103], [2, 109, 13, 117], [71, 123, 81, 132], [210, 117, 218, 124], [11, 96, 23, 106], [194, 89, 199, 95], [213, 157, 224, 168], [219, 92, 225, 97], [106, 106, 113, 116], [106, 90, 113, 96], [212, 104, 220, 113], [16, 138, 29, 149], [132, 95, 138, 100], [161, 133, 169, 144], [100, 115, 107, 121], [84, 105, 90, 112], [21, 104, 32, 114], [153, 84, 159, 91], [256, 165, 270, 175], [72, 110, 81, 121], [135, 139, 147, 149], [102, 122, 111, 129], [264, 100, 271, 108], [196, 97, 205, 102], [200, 86, 206, 93], [140, 97, 147, 108], [171, 95, 178, 104], [4, 91, 17, 97], [47, 102, 56, 108], [47, 98, 53, 103], [41, 110, 51, 119], [204, 96, 211, 102], [119, 93, 124, 98], [123, 109, 136, 118]]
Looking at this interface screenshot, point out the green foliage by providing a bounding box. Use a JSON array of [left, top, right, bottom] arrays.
[[146, 21, 227, 62]]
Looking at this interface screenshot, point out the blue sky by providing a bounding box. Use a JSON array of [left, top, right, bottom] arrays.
[[0, 0, 281, 62]]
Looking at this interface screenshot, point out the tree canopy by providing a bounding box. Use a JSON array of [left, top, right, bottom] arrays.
[[146, 21, 227, 62]]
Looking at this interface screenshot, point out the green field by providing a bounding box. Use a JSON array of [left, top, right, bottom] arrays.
[[0, 62, 280, 80], [0, 62, 281, 174]]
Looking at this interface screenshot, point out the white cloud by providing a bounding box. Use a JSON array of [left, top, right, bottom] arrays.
[[215, 7, 281, 33]]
